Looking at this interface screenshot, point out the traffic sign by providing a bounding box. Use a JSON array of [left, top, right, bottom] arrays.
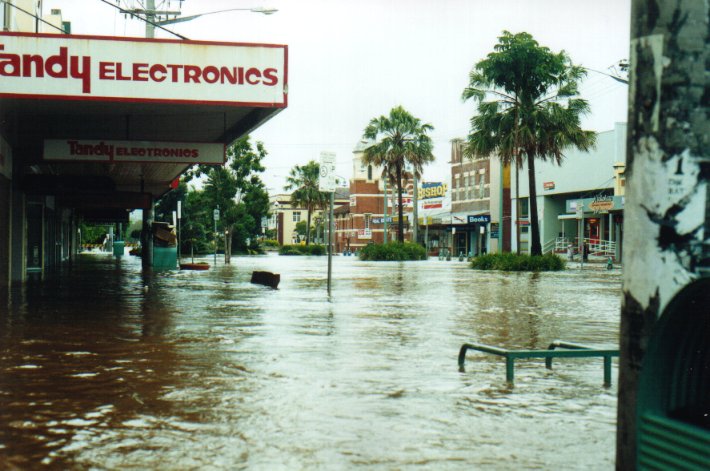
[[319, 151, 336, 192], [213, 208, 220, 221]]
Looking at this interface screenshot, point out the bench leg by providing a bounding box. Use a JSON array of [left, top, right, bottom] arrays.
[[506, 357, 515, 385], [603, 356, 612, 387]]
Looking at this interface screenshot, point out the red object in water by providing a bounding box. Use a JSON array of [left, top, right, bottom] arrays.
[[180, 262, 210, 270]]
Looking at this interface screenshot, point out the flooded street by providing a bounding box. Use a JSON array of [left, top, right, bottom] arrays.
[[1, 253, 621, 470]]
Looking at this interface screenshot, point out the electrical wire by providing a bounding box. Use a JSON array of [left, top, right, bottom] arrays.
[[97, 0, 188, 40]]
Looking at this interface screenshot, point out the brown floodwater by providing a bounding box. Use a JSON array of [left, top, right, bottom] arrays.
[[1, 252, 621, 469]]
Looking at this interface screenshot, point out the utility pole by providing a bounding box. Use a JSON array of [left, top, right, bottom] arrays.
[[616, 1, 709, 468]]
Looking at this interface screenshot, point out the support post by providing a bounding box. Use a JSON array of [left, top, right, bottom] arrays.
[[141, 198, 154, 270], [617, 1, 709, 468], [505, 356, 515, 384], [327, 190, 334, 294]]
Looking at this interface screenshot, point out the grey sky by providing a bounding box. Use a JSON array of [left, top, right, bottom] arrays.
[[49, 0, 631, 192]]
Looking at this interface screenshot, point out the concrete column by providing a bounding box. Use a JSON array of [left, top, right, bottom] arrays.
[[617, 1, 709, 468], [141, 199, 154, 270], [10, 183, 24, 282]]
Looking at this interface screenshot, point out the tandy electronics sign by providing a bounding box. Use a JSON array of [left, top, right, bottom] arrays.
[[44, 139, 225, 164], [0, 32, 287, 106]]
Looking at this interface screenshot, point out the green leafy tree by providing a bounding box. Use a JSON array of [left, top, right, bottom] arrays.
[[462, 31, 596, 255], [284, 161, 329, 245], [181, 190, 211, 260], [195, 136, 269, 262], [361, 106, 434, 243]]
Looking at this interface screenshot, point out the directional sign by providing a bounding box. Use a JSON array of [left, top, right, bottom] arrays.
[[319, 151, 336, 192]]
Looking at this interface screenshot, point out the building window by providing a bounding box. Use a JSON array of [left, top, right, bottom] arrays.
[[453, 173, 460, 189], [520, 198, 529, 218], [368, 165, 373, 180], [364, 214, 371, 229], [293, 212, 301, 222]]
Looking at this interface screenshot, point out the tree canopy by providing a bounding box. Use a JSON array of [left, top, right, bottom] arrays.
[[284, 160, 329, 245], [462, 31, 596, 255], [361, 106, 434, 243]]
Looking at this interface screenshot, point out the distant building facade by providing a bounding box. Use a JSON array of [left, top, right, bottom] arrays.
[[449, 139, 493, 257], [513, 122, 627, 259], [334, 140, 416, 253]]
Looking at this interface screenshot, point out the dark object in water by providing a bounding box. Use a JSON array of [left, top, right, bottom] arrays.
[[251, 271, 280, 288], [180, 262, 210, 270]]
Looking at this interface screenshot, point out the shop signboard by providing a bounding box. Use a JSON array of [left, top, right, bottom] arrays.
[[418, 182, 449, 210], [567, 195, 624, 214], [357, 228, 372, 239], [44, 139, 225, 164], [467, 214, 491, 224], [0, 32, 287, 107]]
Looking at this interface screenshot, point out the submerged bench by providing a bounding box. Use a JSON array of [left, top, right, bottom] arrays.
[[458, 340, 619, 387]]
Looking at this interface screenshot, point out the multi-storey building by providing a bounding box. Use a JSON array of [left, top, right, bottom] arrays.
[[449, 139, 494, 257]]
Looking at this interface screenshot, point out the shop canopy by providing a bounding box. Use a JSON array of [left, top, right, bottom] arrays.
[[0, 32, 287, 221]]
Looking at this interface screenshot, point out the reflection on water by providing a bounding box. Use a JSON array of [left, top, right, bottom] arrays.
[[1, 253, 621, 469]]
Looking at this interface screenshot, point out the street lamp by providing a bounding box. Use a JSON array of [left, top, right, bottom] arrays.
[[133, 1, 278, 38], [155, 7, 278, 26]]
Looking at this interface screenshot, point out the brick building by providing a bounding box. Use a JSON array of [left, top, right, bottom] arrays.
[[334, 140, 414, 252]]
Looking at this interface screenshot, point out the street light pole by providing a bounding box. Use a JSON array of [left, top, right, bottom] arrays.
[[133, 2, 278, 38]]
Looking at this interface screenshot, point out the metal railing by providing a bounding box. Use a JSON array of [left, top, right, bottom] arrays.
[[550, 237, 617, 258], [458, 340, 619, 387]]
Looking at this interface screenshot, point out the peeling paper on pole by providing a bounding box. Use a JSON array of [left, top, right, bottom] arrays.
[[624, 140, 703, 314]]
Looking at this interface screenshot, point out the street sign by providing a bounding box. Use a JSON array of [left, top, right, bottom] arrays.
[[319, 151, 336, 192], [213, 209, 220, 221]]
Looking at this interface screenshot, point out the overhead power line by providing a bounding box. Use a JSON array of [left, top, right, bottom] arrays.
[[97, 0, 188, 39]]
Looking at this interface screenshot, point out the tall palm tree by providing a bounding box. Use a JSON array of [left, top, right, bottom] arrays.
[[284, 161, 328, 245], [462, 31, 596, 256], [362, 106, 434, 243]]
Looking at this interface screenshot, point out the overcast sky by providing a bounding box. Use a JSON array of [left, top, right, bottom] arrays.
[[49, 0, 631, 192]]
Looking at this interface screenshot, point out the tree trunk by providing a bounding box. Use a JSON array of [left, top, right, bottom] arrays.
[[617, 1, 709, 468], [396, 162, 404, 243], [527, 155, 542, 256], [306, 208, 312, 246]]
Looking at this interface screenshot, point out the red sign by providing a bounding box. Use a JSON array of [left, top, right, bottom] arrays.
[[543, 181, 555, 190]]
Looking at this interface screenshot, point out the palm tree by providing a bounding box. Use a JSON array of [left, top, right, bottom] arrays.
[[362, 106, 434, 243], [462, 31, 596, 256], [284, 161, 329, 245]]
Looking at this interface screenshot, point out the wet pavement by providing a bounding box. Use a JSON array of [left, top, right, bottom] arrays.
[[1, 252, 621, 469]]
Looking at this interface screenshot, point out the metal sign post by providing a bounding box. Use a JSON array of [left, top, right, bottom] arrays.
[[176, 200, 182, 264], [319, 151, 336, 295], [213, 207, 220, 264]]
